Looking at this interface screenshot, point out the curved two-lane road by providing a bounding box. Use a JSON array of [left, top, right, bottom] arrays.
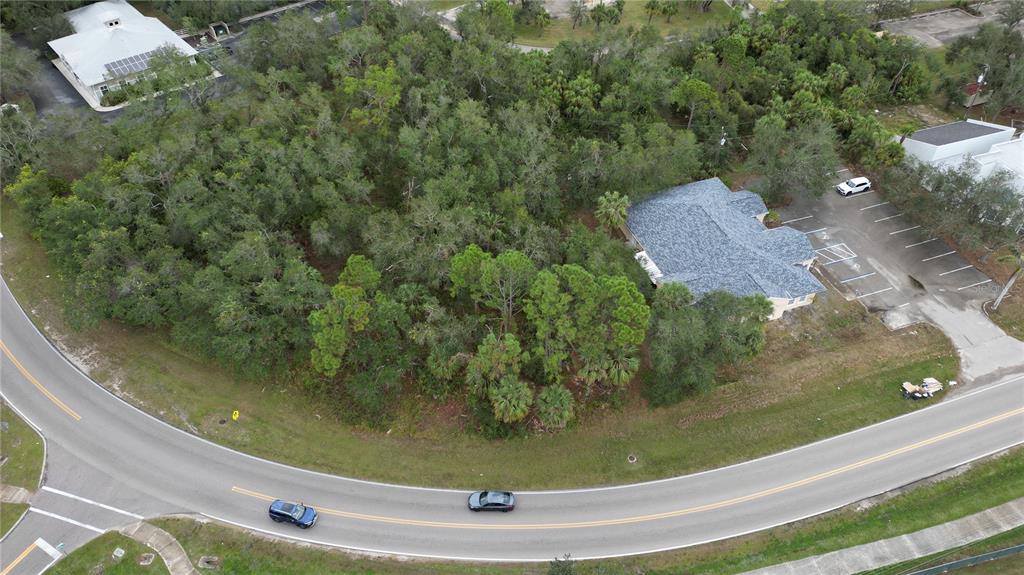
[[1, 277, 1022, 570]]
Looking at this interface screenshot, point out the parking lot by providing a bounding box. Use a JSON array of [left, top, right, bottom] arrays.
[[776, 169, 999, 326]]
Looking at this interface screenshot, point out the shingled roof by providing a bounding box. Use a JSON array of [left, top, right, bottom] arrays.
[[626, 178, 824, 301]]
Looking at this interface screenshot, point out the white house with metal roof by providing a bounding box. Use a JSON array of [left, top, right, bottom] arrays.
[[47, 0, 197, 109], [626, 178, 824, 320]]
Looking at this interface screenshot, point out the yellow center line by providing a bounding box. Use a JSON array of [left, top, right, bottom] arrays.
[[232, 406, 1024, 530], [0, 542, 38, 575], [0, 339, 81, 421]]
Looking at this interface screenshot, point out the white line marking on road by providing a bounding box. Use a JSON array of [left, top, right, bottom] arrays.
[[841, 272, 876, 284], [41, 486, 144, 519], [804, 227, 828, 235], [856, 287, 895, 299], [939, 265, 974, 276], [860, 201, 889, 210], [28, 508, 104, 533], [958, 279, 992, 290], [889, 225, 921, 235], [874, 213, 904, 222], [905, 238, 939, 248], [782, 215, 813, 224], [37, 556, 62, 575], [898, 303, 911, 308], [34, 538, 61, 560], [922, 251, 956, 262]]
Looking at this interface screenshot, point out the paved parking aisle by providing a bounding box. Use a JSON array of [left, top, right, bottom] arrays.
[[774, 169, 999, 321]]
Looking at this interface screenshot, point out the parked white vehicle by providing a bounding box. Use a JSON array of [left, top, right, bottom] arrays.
[[835, 177, 872, 196]]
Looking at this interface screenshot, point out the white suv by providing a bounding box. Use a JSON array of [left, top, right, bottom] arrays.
[[835, 177, 872, 196]]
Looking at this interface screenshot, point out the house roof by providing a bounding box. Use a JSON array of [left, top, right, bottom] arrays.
[[626, 178, 824, 301], [909, 121, 1005, 146], [48, 0, 197, 87]]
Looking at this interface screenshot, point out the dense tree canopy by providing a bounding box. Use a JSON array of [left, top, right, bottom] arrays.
[[2, 0, 950, 432]]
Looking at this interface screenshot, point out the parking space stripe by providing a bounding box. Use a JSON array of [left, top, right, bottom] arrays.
[[958, 279, 993, 291], [874, 213, 904, 222], [841, 272, 876, 284], [782, 215, 813, 224], [860, 201, 889, 210], [922, 251, 956, 262], [906, 238, 938, 248], [41, 486, 144, 519], [856, 287, 894, 299], [939, 265, 974, 276], [824, 257, 856, 265], [28, 508, 104, 533], [889, 225, 921, 235], [803, 227, 827, 235]]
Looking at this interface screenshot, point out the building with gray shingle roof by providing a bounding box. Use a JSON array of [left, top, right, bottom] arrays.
[[626, 178, 824, 320]]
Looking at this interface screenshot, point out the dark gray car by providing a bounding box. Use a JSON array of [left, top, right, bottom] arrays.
[[468, 490, 515, 512]]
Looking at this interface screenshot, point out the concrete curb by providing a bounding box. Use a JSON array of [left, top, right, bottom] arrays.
[[120, 521, 199, 575], [741, 497, 1024, 575], [0, 484, 33, 504]]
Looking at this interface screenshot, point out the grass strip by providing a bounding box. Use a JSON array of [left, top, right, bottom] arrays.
[[0, 200, 960, 489], [49, 531, 169, 575], [0, 402, 44, 491], [1, 503, 29, 539], [115, 450, 1024, 575]]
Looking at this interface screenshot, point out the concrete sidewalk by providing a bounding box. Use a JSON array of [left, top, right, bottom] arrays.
[[742, 497, 1024, 575], [120, 521, 199, 575]]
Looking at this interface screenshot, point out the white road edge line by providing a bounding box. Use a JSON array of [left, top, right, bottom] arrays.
[[905, 238, 938, 248], [889, 225, 921, 235], [782, 215, 813, 224], [28, 508, 104, 533], [860, 201, 889, 210], [874, 213, 904, 222], [36, 556, 62, 575], [34, 538, 62, 560], [841, 272, 876, 284], [856, 287, 894, 299], [803, 227, 828, 235], [958, 279, 993, 291], [939, 265, 974, 277], [4, 276, 1023, 498], [922, 251, 956, 262], [200, 441, 1024, 562], [41, 486, 144, 519]]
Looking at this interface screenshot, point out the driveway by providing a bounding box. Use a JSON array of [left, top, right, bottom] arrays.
[[882, 1, 1021, 48], [776, 168, 1024, 386]]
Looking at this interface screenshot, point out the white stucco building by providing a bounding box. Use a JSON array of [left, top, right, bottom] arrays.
[[47, 0, 197, 109], [900, 119, 1015, 165]]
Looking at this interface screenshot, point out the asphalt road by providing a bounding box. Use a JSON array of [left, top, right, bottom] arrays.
[[1, 275, 1023, 570]]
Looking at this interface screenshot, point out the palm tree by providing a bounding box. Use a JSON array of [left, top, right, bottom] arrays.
[[595, 191, 631, 232], [644, 0, 662, 24], [993, 244, 1023, 310]]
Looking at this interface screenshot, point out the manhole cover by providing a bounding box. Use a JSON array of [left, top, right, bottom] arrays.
[[627, 454, 638, 464]]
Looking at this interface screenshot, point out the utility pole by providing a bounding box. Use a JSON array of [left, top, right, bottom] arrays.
[[965, 63, 989, 119]]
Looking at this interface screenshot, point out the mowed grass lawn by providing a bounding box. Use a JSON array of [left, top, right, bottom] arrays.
[[0, 403, 44, 490], [50, 449, 1021, 575], [515, 1, 735, 48], [49, 532, 168, 575], [1, 201, 957, 489], [0, 403, 43, 537]]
